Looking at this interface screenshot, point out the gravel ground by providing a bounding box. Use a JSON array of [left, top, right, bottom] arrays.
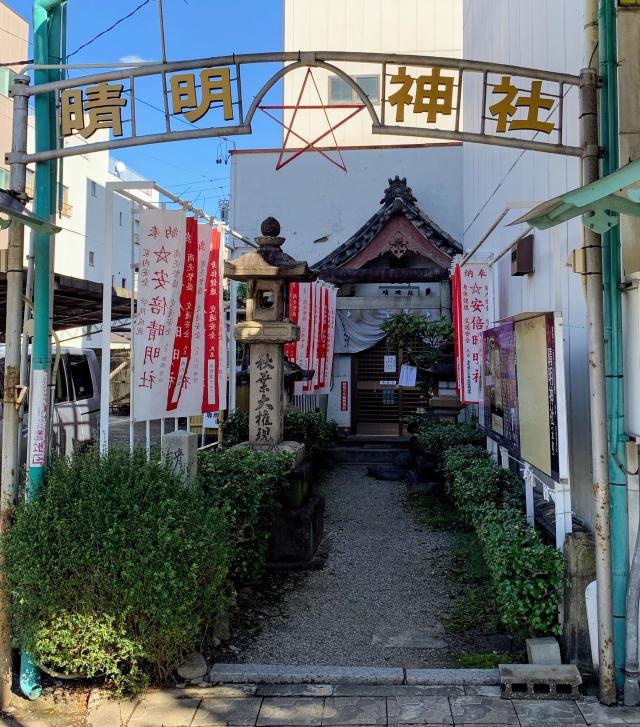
[[226, 463, 473, 668]]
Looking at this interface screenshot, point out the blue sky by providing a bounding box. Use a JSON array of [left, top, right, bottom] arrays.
[[6, 0, 284, 217]]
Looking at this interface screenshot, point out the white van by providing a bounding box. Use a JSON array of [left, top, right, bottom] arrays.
[[0, 347, 101, 459]]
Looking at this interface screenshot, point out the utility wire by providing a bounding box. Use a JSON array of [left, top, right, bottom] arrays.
[[67, 0, 154, 59]]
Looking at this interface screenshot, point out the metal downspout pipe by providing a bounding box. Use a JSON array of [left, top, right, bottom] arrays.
[[583, 0, 617, 704], [19, 0, 66, 701], [599, 0, 629, 694]]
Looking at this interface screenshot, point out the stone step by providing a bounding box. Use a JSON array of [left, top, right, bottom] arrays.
[[329, 447, 402, 464], [499, 664, 582, 700]]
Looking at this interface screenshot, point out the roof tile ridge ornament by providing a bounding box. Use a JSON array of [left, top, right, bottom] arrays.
[[381, 175, 418, 206]]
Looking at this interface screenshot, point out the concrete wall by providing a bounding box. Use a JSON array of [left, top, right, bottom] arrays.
[[230, 143, 463, 266], [462, 0, 594, 527], [282, 0, 462, 147]]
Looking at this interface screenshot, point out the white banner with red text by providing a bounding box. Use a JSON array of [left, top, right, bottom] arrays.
[[133, 210, 226, 421]]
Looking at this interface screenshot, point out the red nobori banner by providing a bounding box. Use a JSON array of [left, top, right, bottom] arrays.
[[133, 210, 226, 421], [202, 227, 227, 413], [452, 260, 492, 404]]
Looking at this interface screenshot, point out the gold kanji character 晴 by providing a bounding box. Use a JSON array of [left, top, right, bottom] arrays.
[[61, 82, 127, 139], [170, 67, 233, 123], [489, 75, 555, 134]]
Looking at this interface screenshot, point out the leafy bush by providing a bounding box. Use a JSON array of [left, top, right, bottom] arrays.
[[198, 447, 292, 584], [416, 419, 563, 637], [221, 409, 336, 460], [2, 447, 232, 694], [476, 504, 564, 637]]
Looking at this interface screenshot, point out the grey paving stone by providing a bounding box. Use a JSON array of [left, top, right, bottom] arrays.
[[513, 699, 587, 725], [577, 699, 640, 724], [127, 697, 201, 727], [406, 669, 500, 686], [322, 697, 387, 725], [463, 687, 502, 697], [449, 696, 518, 724], [191, 697, 263, 726], [387, 696, 453, 724], [188, 685, 259, 698], [333, 686, 464, 698], [211, 664, 404, 685], [258, 685, 334, 697], [257, 697, 324, 726]]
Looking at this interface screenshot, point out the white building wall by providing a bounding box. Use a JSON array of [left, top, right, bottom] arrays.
[[282, 0, 463, 147], [462, 0, 594, 527], [230, 143, 463, 265]]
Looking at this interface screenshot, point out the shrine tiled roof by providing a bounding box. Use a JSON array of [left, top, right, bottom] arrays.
[[314, 176, 462, 271]]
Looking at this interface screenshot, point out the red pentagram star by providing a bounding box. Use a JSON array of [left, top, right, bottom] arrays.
[[258, 68, 366, 172], [153, 245, 171, 264]]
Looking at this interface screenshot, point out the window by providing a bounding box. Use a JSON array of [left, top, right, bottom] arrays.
[[0, 68, 16, 97], [119, 211, 124, 226], [60, 185, 72, 217], [89, 180, 97, 197], [54, 362, 69, 403], [329, 74, 379, 104], [121, 277, 126, 288], [88, 251, 95, 266], [0, 168, 9, 190], [68, 354, 94, 401]]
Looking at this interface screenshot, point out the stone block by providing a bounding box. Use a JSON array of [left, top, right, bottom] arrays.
[[499, 664, 582, 700], [526, 637, 562, 665], [257, 697, 323, 726], [176, 651, 208, 681], [323, 697, 387, 725], [209, 663, 404, 685], [449, 695, 519, 724], [386, 696, 453, 724], [562, 532, 596, 671], [191, 697, 262, 726], [162, 430, 198, 486], [405, 668, 500, 686], [268, 494, 324, 565]]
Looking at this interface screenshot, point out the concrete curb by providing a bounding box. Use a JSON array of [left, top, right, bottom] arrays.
[[209, 664, 501, 687], [210, 664, 404, 684], [406, 668, 500, 686]]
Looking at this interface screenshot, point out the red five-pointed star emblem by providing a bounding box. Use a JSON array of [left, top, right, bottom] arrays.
[[258, 68, 366, 172]]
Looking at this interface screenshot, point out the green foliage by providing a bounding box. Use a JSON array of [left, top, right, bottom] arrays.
[[3, 447, 232, 694], [198, 447, 292, 584], [381, 312, 452, 348], [413, 417, 563, 638], [221, 410, 250, 447], [221, 409, 336, 460], [415, 418, 484, 461], [409, 492, 462, 531], [476, 504, 564, 637], [457, 653, 510, 669]]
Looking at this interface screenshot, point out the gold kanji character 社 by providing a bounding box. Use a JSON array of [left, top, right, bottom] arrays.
[[489, 75, 555, 134], [61, 82, 127, 139], [170, 67, 233, 123]]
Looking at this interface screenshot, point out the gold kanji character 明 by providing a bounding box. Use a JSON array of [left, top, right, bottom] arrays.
[[489, 76, 554, 134], [170, 67, 233, 123], [61, 82, 127, 139]]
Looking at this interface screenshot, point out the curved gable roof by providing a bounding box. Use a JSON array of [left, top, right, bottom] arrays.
[[315, 176, 462, 271]]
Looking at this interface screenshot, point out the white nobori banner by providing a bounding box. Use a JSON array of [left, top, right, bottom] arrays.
[[133, 210, 226, 421]]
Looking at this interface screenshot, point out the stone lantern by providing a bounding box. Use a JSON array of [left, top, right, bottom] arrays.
[[224, 217, 314, 461]]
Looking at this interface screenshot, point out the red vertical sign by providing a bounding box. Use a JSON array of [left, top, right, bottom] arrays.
[[285, 282, 299, 361], [202, 228, 222, 413], [166, 216, 198, 411]]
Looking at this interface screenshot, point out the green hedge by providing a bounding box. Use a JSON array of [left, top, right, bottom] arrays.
[[2, 447, 233, 694], [198, 447, 292, 584], [221, 409, 336, 460], [416, 418, 564, 638], [2, 444, 294, 694]]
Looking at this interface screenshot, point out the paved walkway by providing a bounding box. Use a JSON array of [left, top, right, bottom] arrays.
[[82, 683, 640, 726], [230, 464, 467, 667]]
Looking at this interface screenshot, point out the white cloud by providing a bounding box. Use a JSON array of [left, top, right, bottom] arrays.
[[119, 54, 149, 64]]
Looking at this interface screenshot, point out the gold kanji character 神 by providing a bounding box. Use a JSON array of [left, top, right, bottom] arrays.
[[413, 68, 455, 123], [170, 67, 233, 123], [61, 82, 127, 139], [489, 75, 555, 134], [389, 66, 414, 122]]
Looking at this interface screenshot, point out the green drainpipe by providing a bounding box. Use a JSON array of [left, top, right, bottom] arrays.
[[20, 0, 66, 701], [599, 0, 628, 691]]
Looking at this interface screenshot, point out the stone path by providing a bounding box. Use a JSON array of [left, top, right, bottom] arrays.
[[230, 464, 466, 667], [83, 683, 640, 726]]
